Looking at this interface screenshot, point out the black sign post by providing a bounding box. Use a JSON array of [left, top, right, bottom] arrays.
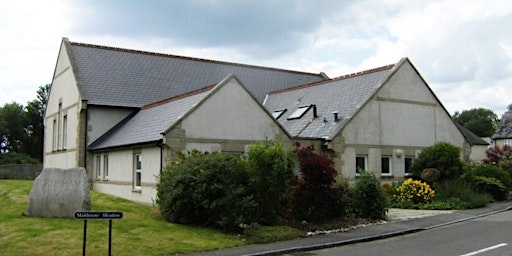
[[75, 211, 123, 256]]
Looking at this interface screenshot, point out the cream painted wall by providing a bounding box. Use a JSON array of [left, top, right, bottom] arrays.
[[44, 42, 82, 168], [338, 61, 466, 180], [182, 79, 283, 141], [91, 146, 161, 204], [87, 106, 135, 146]]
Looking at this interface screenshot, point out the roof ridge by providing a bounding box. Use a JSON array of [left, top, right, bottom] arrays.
[[68, 40, 323, 77], [268, 63, 395, 95], [141, 84, 216, 109]]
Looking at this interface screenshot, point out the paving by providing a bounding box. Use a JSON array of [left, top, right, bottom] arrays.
[[186, 201, 512, 256]]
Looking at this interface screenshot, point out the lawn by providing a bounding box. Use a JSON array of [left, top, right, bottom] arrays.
[[0, 180, 302, 255]]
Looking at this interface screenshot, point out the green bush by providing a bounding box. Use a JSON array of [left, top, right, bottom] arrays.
[[463, 164, 511, 201], [433, 179, 492, 209], [410, 142, 463, 181], [464, 164, 511, 201], [157, 151, 256, 232], [246, 141, 294, 225], [421, 198, 468, 210], [350, 171, 388, 220]]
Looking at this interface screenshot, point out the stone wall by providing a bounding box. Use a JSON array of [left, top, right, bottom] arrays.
[[0, 164, 43, 180]]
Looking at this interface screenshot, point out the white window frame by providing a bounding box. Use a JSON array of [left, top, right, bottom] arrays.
[[62, 115, 67, 149], [52, 119, 57, 151], [103, 154, 109, 180], [272, 109, 287, 119], [356, 155, 367, 175], [381, 155, 392, 176], [404, 156, 414, 176], [57, 103, 62, 149], [133, 153, 142, 191], [504, 139, 512, 146], [95, 155, 102, 180]]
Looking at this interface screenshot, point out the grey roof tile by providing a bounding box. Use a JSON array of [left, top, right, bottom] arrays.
[[493, 110, 512, 139], [67, 40, 326, 107], [88, 87, 212, 150], [264, 65, 395, 139]]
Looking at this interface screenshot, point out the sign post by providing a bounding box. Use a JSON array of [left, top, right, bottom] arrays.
[[75, 211, 123, 256]]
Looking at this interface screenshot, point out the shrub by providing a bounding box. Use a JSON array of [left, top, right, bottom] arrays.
[[484, 145, 512, 164], [288, 143, 345, 223], [410, 142, 463, 181], [420, 168, 441, 184], [464, 164, 511, 201], [394, 178, 435, 206], [246, 141, 295, 225], [157, 151, 256, 232], [434, 179, 493, 209], [350, 171, 388, 220], [421, 198, 468, 210]]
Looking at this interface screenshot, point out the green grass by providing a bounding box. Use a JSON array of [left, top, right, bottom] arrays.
[[0, 180, 304, 255]]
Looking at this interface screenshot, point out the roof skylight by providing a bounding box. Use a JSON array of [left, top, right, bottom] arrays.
[[287, 105, 310, 120], [272, 109, 287, 119]]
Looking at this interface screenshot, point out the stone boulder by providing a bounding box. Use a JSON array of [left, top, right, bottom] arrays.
[[25, 167, 91, 218]]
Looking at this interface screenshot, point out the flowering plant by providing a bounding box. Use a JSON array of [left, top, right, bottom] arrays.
[[395, 178, 435, 205]]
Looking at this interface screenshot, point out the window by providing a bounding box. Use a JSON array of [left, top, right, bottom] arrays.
[[133, 153, 142, 190], [381, 156, 392, 176], [287, 105, 310, 120], [405, 156, 414, 175], [57, 103, 62, 149], [504, 139, 512, 146], [272, 109, 287, 119], [103, 155, 109, 180], [62, 115, 67, 149], [52, 119, 57, 151], [95, 155, 101, 180], [356, 155, 367, 175]]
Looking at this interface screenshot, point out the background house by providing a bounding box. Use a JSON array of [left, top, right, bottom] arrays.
[[493, 110, 512, 147], [264, 58, 470, 182]]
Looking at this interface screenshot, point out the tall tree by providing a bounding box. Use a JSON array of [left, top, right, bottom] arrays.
[[22, 84, 50, 161], [0, 102, 26, 153], [453, 108, 498, 137]]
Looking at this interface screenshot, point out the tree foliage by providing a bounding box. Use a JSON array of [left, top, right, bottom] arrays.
[[410, 142, 464, 181], [288, 143, 345, 222], [0, 84, 49, 163], [452, 108, 498, 137]]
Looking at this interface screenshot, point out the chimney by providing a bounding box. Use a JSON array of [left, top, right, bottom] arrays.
[[333, 111, 339, 121]]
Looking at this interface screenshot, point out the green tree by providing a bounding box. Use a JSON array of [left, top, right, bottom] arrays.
[[21, 84, 50, 161], [0, 102, 26, 154], [453, 108, 498, 137]]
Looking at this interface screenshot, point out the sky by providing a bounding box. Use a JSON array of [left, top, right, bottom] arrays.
[[1, 0, 511, 116]]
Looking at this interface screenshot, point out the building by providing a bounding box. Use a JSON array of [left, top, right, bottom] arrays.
[[493, 109, 512, 147], [45, 38, 474, 203], [264, 58, 471, 181]]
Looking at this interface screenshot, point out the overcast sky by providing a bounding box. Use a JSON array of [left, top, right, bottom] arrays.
[[1, 0, 511, 116]]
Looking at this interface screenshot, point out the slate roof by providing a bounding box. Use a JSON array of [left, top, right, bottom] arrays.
[[493, 110, 512, 139], [65, 38, 327, 107], [88, 85, 214, 150], [455, 123, 489, 146], [264, 62, 397, 140]]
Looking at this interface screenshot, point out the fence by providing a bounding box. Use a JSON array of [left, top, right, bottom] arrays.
[[0, 164, 43, 180]]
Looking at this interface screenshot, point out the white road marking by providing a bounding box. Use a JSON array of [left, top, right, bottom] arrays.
[[459, 243, 508, 256]]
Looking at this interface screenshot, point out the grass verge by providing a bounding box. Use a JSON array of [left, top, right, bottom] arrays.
[[0, 180, 304, 255]]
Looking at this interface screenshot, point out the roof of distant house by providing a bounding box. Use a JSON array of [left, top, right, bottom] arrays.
[[493, 110, 512, 139], [63, 38, 327, 108], [455, 123, 489, 146]]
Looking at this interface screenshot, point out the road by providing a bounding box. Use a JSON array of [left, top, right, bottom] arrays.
[[288, 210, 512, 256]]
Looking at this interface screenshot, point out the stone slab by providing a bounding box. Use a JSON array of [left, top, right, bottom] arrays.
[[24, 167, 91, 218]]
